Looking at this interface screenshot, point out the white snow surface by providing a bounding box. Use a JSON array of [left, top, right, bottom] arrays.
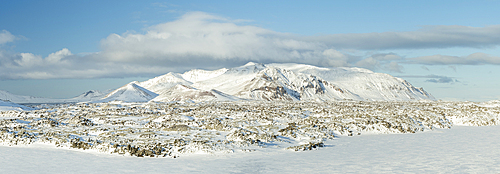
[[0, 100, 32, 111], [1, 100, 500, 172], [1, 125, 498, 173]]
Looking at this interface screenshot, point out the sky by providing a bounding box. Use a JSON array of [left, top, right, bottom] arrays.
[[1, 0, 500, 101]]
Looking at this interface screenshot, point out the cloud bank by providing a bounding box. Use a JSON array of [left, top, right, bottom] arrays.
[[409, 53, 500, 65], [308, 25, 500, 50], [0, 12, 360, 79], [98, 12, 356, 67], [400, 75, 459, 84], [1, 12, 500, 79]]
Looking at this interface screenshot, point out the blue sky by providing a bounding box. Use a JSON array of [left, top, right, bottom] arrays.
[[1, 0, 500, 101]]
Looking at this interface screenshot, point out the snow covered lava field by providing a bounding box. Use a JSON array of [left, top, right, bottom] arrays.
[[2, 125, 499, 173], [1, 100, 499, 160]]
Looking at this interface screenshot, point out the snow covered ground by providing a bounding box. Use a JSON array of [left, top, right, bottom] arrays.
[[1, 100, 499, 173], [1, 125, 499, 173], [0, 100, 33, 111]]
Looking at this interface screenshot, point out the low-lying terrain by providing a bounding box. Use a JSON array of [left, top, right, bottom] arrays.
[[1, 100, 499, 158]]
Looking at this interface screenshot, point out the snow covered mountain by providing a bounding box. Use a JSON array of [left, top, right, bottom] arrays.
[[65, 90, 108, 103], [190, 62, 360, 101], [138, 72, 192, 93], [1, 62, 433, 104], [181, 68, 228, 83], [0, 90, 62, 104], [151, 84, 240, 102], [0, 90, 109, 104], [268, 63, 434, 101], [109, 62, 433, 102], [96, 81, 158, 102]]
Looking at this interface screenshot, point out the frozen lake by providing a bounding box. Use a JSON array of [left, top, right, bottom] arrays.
[[1, 126, 499, 173]]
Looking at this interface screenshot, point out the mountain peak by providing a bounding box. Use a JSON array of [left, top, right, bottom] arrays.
[[98, 82, 158, 103], [243, 62, 265, 68], [181, 68, 228, 83], [79, 90, 104, 98], [227, 62, 266, 74]]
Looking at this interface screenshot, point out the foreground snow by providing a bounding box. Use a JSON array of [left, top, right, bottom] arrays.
[[0, 100, 32, 111], [1, 125, 499, 173]]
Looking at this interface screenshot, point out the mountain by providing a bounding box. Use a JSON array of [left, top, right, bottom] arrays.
[[0, 90, 62, 104], [181, 68, 228, 83], [96, 81, 158, 103], [152, 84, 240, 102], [267, 63, 434, 101], [128, 62, 433, 102], [191, 63, 361, 101], [95, 62, 435, 102], [0, 90, 110, 104], [65, 90, 107, 103], [138, 72, 192, 93], [0, 100, 32, 111], [1, 62, 434, 103]]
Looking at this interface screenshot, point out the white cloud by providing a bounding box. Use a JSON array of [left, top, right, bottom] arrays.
[[399, 75, 458, 84], [98, 12, 355, 69], [46, 48, 72, 63], [371, 53, 402, 61], [385, 62, 404, 73], [0, 30, 16, 45], [408, 52, 500, 65], [15, 53, 43, 67], [355, 57, 379, 70], [0, 12, 360, 79], [307, 25, 500, 50], [12, 48, 73, 68], [100, 12, 328, 64], [354, 53, 403, 72]]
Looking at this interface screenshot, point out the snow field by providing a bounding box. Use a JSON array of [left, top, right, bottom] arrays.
[[1, 125, 499, 173]]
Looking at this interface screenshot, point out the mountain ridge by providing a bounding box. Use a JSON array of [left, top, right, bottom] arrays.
[[0, 62, 435, 104], [124, 62, 434, 102]]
